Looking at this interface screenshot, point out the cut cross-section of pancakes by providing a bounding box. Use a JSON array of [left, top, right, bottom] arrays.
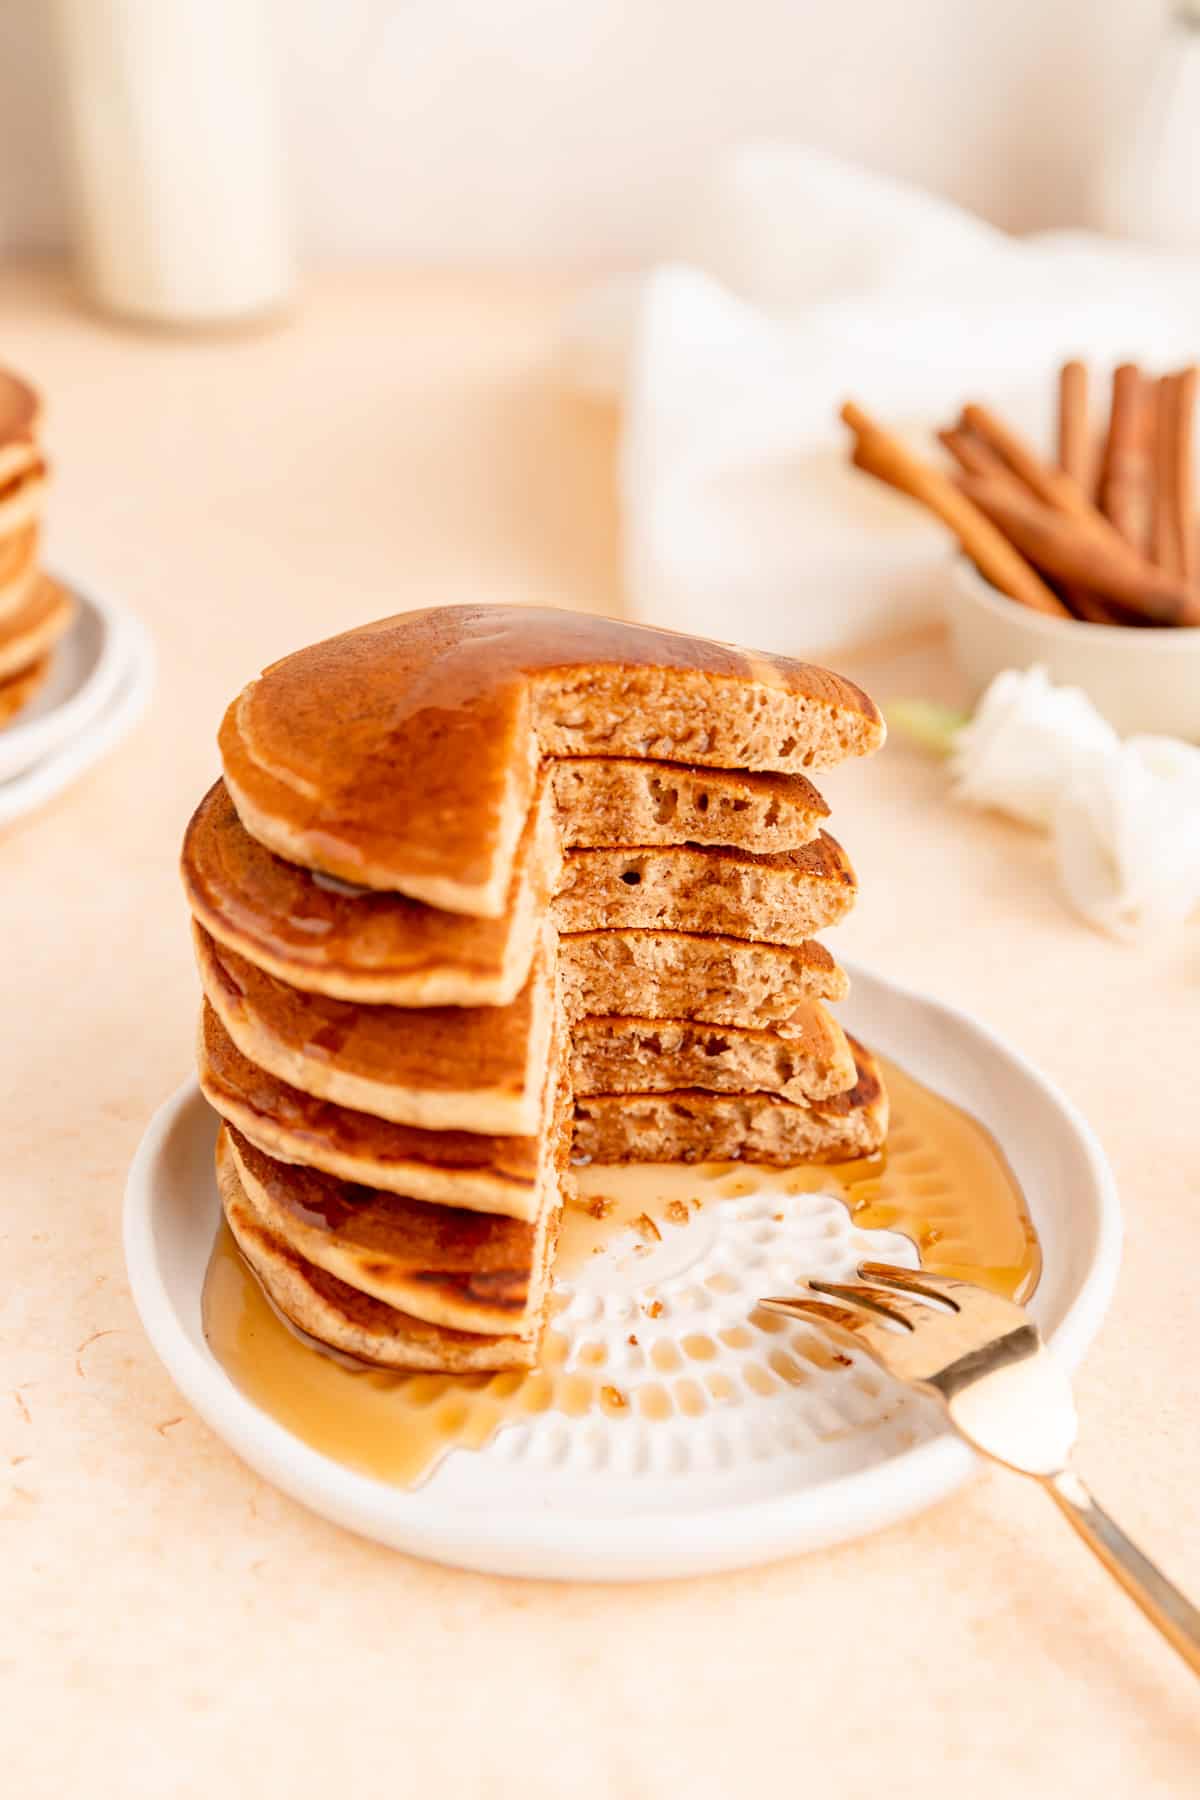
[[220, 604, 882, 912], [557, 931, 848, 1031], [185, 604, 887, 1372], [552, 758, 829, 852], [570, 1009, 858, 1104], [552, 837, 857, 944], [573, 1040, 888, 1166]]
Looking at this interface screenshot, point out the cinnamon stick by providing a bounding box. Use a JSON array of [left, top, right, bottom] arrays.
[[1154, 375, 1180, 573], [1175, 365, 1196, 582], [1057, 360, 1090, 490], [959, 474, 1200, 625], [953, 393, 1124, 622], [1099, 364, 1154, 556], [961, 401, 1097, 522], [1054, 364, 1121, 620], [938, 427, 1021, 486], [841, 403, 1068, 618]]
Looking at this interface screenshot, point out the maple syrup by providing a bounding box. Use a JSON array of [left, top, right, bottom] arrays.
[[203, 1055, 1040, 1488]]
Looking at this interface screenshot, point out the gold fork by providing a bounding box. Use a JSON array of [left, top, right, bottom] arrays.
[[762, 1262, 1200, 1676]]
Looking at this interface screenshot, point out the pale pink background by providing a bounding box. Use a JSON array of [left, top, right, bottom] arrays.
[[1, 267, 1196, 1794], [0, 0, 1164, 257]]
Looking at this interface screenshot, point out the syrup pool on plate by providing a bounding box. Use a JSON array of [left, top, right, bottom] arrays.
[[202, 1057, 1040, 1488]]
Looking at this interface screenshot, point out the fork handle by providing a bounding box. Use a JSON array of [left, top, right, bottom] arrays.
[[1043, 1466, 1200, 1676]]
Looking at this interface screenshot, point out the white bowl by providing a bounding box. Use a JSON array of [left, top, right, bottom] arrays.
[[944, 557, 1200, 739]]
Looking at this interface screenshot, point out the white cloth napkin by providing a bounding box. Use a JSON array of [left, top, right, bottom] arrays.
[[565, 146, 1200, 654], [948, 668, 1200, 939]]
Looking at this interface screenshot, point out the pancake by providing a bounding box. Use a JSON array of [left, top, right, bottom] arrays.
[[570, 1007, 857, 1104], [552, 757, 828, 852], [572, 1040, 888, 1165], [0, 368, 39, 445], [0, 524, 39, 623], [557, 930, 847, 1031], [220, 605, 884, 912], [0, 574, 72, 682], [182, 774, 560, 1006], [552, 834, 857, 945], [0, 655, 49, 727], [198, 1002, 556, 1219], [218, 1131, 551, 1370], [225, 1127, 563, 1337], [0, 441, 39, 491], [194, 920, 556, 1135], [0, 463, 46, 541]]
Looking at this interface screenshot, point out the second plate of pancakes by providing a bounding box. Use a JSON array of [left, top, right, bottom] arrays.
[[124, 959, 1120, 1581], [0, 576, 154, 815]]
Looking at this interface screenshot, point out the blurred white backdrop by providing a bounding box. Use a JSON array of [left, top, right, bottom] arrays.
[[0, 0, 1165, 261]]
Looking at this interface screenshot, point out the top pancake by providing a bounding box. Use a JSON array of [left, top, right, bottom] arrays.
[[220, 604, 884, 915]]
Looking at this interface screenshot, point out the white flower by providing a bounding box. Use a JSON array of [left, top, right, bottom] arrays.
[[895, 665, 1200, 937], [1053, 736, 1200, 940], [949, 665, 1119, 830]]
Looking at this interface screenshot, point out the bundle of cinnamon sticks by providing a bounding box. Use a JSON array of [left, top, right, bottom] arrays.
[[842, 362, 1200, 627]]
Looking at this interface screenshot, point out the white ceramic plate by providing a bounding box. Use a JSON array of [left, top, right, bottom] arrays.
[[0, 598, 154, 827], [0, 576, 139, 782], [124, 964, 1120, 1581]]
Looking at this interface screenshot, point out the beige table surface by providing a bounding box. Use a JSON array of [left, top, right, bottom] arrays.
[[1, 266, 1197, 1796]]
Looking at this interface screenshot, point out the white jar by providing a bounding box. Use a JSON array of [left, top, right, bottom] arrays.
[[51, 0, 294, 327], [1095, 3, 1200, 252]]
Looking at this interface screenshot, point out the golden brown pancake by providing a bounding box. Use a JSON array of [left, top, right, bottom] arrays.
[[182, 774, 560, 1006], [552, 835, 857, 945], [0, 368, 39, 444], [198, 1002, 556, 1219], [552, 757, 828, 852], [190, 604, 888, 1371], [0, 524, 39, 623], [194, 920, 556, 1135], [0, 655, 49, 727], [218, 1131, 552, 1371], [558, 929, 847, 1031], [225, 1127, 558, 1337], [220, 605, 884, 912], [570, 1007, 857, 1104], [0, 463, 46, 541], [0, 574, 72, 683], [572, 1039, 888, 1165], [0, 373, 44, 532]]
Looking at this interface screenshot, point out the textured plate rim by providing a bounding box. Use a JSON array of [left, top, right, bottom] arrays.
[[123, 964, 1122, 1581]]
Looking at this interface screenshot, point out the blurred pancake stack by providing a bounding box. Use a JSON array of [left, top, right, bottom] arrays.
[[182, 605, 886, 1371], [0, 369, 73, 727]]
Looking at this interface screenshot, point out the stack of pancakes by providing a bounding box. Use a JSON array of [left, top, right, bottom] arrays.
[[183, 606, 886, 1371], [0, 369, 72, 727]]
